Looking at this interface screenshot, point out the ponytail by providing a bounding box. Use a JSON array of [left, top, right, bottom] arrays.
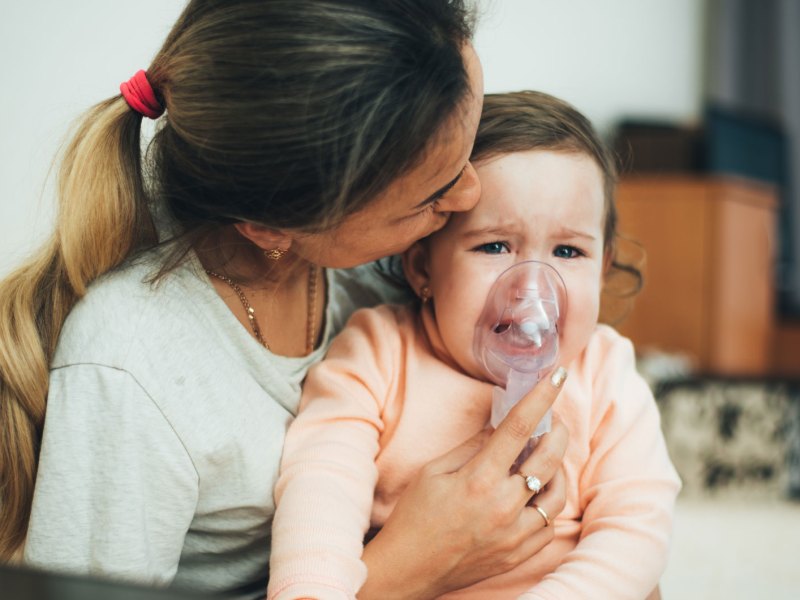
[[0, 97, 156, 559]]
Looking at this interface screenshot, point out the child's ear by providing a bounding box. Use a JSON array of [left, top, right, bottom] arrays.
[[234, 222, 292, 253], [402, 241, 432, 299], [602, 243, 614, 276]]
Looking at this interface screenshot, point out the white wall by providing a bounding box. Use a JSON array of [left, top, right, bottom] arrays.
[[0, 1, 185, 276], [474, 0, 706, 133], [0, 0, 705, 276]]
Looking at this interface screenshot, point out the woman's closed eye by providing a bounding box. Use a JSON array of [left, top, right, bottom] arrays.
[[411, 165, 466, 219], [418, 199, 440, 216], [553, 245, 584, 259], [402, 198, 440, 222]]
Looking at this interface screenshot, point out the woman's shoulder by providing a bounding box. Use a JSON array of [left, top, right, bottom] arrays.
[[52, 250, 214, 369]]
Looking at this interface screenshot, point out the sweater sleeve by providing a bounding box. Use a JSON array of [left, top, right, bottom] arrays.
[[268, 307, 400, 600], [520, 330, 681, 600], [24, 364, 198, 586]]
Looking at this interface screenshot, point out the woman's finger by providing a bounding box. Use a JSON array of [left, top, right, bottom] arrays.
[[519, 465, 567, 533], [513, 418, 569, 498], [473, 366, 568, 474], [501, 519, 555, 569], [425, 427, 493, 474], [495, 467, 566, 569]]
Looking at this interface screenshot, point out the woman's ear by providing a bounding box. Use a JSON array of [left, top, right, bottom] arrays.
[[402, 241, 432, 300], [234, 222, 292, 253]]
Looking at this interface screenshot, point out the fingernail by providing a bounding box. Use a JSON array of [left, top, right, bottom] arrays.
[[550, 367, 568, 388]]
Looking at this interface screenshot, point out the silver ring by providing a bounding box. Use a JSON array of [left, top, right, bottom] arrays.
[[532, 503, 550, 527], [517, 473, 542, 495]]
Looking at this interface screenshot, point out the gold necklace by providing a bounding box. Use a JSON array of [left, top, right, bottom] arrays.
[[305, 263, 321, 353], [206, 264, 321, 354]]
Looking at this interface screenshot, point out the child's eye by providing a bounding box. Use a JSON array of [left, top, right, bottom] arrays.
[[474, 241, 509, 255], [553, 245, 583, 259]]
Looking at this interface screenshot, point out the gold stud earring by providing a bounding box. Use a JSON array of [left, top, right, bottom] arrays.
[[419, 285, 431, 303], [265, 248, 286, 261]]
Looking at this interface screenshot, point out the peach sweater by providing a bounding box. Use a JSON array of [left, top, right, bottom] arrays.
[[269, 304, 680, 600]]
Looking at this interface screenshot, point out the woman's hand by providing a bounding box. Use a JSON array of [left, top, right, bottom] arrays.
[[359, 368, 569, 600]]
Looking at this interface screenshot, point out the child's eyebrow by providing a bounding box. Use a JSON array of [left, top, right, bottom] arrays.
[[558, 227, 598, 241], [413, 166, 466, 210], [461, 224, 516, 239], [461, 225, 599, 241]]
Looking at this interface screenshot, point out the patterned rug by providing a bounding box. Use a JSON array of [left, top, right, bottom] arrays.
[[654, 377, 800, 500]]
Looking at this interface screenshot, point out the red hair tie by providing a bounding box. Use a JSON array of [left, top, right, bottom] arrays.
[[120, 70, 164, 119]]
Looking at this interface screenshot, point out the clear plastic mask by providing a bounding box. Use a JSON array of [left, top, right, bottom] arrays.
[[472, 261, 567, 437]]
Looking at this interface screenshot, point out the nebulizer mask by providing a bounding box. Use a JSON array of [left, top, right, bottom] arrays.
[[472, 261, 566, 449]]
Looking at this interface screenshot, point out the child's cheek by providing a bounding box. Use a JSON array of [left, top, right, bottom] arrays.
[[559, 306, 599, 367]]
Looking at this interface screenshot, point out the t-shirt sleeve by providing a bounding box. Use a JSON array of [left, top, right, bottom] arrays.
[[268, 307, 401, 600], [24, 363, 198, 587], [521, 331, 681, 600]]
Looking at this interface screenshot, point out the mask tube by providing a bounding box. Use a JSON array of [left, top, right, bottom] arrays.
[[472, 261, 567, 441]]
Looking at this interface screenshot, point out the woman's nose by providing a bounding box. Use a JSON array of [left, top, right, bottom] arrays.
[[435, 161, 481, 214]]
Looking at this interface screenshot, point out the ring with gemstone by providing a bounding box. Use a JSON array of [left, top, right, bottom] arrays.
[[517, 472, 543, 495]]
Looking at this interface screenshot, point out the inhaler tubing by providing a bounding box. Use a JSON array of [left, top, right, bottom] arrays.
[[490, 368, 552, 438]]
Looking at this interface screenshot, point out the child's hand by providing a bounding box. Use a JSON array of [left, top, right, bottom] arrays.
[[359, 367, 569, 600]]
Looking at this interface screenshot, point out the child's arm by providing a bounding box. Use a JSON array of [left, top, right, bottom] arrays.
[[268, 307, 400, 600], [521, 329, 681, 600]]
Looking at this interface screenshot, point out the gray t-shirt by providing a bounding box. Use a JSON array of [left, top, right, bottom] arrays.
[[23, 250, 409, 599]]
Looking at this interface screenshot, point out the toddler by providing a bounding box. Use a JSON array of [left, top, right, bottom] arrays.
[[268, 91, 680, 600]]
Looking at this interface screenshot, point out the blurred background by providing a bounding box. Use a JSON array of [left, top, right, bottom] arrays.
[[1, 1, 799, 598]]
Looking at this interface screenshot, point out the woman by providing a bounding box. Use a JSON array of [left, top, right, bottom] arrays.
[[0, 1, 568, 598]]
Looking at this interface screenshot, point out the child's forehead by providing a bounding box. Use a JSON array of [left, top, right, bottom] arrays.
[[448, 151, 605, 231], [478, 150, 602, 195], [473, 145, 599, 171]]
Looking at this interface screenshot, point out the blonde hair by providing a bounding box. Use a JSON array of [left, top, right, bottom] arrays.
[[0, 99, 157, 558], [0, 0, 474, 558]]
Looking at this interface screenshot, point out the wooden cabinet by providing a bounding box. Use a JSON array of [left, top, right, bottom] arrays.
[[613, 175, 777, 376]]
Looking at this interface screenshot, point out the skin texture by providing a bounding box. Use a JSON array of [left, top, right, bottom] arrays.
[[405, 149, 607, 379]]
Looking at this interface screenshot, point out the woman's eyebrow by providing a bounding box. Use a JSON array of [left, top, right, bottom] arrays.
[[413, 166, 466, 209]]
